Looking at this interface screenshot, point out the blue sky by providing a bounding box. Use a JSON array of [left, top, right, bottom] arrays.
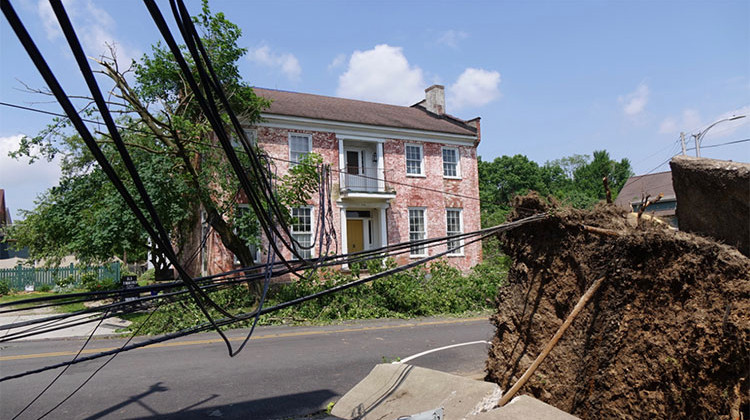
[[1, 0, 748, 220]]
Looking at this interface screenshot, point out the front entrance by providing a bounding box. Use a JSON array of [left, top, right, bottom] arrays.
[[347, 219, 364, 254]]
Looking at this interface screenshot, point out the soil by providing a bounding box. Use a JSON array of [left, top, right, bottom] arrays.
[[485, 193, 749, 419]]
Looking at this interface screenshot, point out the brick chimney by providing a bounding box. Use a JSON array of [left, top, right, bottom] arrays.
[[424, 85, 445, 115]]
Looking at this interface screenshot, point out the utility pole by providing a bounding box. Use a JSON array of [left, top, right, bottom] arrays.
[[680, 132, 686, 155]]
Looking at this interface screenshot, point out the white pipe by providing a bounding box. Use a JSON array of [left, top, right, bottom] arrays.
[[393, 340, 491, 364]]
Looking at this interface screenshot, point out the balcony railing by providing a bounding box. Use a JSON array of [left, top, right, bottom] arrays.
[[340, 165, 394, 195]]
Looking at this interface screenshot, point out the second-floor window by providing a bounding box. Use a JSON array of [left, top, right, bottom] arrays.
[[442, 147, 460, 178], [289, 133, 312, 165], [291, 206, 313, 259], [408, 207, 426, 256], [405, 144, 423, 176]]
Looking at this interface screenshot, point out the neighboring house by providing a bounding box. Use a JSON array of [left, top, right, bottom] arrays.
[[199, 85, 482, 276], [614, 171, 678, 227], [0, 189, 29, 260]]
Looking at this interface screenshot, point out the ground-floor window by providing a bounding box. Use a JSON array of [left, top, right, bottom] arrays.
[[446, 208, 463, 255], [291, 206, 313, 259], [408, 207, 426, 257]]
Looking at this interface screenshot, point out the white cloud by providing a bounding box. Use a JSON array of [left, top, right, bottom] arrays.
[[436, 30, 468, 49], [35, 0, 139, 65], [248, 44, 302, 82], [37, 0, 61, 40], [328, 53, 347, 71], [659, 109, 702, 134], [0, 135, 62, 219], [448, 68, 501, 110], [658, 117, 677, 134], [336, 44, 425, 105], [619, 83, 650, 116]]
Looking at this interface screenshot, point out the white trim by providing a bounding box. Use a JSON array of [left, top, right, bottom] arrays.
[[337, 201, 391, 209], [446, 208, 464, 257], [261, 114, 477, 145], [405, 143, 424, 176], [380, 207, 388, 249], [290, 205, 315, 259], [288, 132, 312, 164], [336, 134, 385, 143], [408, 207, 427, 258], [441, 146, 461, 179]]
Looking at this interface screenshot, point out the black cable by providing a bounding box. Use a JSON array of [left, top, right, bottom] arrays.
[[11, 309, 110, 420], [0, 213, 545, 382]]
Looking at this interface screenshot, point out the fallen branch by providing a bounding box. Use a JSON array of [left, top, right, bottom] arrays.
[[603, 176, 612, 204], [581, 224, 621, 237], [637, 193, 663, 223], [496, 276, 606, 407]]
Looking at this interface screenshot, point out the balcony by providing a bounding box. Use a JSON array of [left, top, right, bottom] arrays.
[[340, 164, 396, 199], [338, 140, 396, 200]]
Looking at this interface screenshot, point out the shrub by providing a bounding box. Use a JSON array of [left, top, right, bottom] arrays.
[[0, 280, 10, 296], [38, 284, 52, 292], [55, 275, 76, 289], [80, 272, 119, 292]]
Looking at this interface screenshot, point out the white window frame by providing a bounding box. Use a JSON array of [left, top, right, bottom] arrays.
[[446, 208, 464, 256], [291, 206, 314, 260], [405, 144, 425, 177], [232, 204, 262, 265], [408, 207, 427, 257], [231, 129, 257, 149], [441, 147, 461, 179], [289, 133, 312, 165]]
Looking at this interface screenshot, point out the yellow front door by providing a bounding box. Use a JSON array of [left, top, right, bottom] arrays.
[[347, 219, 364, 254]]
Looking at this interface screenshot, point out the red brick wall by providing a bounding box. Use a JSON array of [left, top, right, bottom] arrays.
[[207, 126, 482, 274]]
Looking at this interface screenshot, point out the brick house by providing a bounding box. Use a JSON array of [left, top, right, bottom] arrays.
[[200, 85, 482, 276]]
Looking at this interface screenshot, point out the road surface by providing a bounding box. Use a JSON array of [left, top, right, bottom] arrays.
[[1, 316, 495, 419]]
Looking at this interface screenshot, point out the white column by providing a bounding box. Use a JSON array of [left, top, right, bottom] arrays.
[[338, 138, 346, 190], [340, 207, 349, 269], [376, 142, 385, 191], [379, 207, 387, 248]]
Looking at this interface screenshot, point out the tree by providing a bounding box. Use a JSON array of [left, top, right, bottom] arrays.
[[477, 150, 633, 226], [6, 2, 317, 275]]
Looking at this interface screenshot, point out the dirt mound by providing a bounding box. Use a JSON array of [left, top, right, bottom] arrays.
[[485, 193, 749, 419]]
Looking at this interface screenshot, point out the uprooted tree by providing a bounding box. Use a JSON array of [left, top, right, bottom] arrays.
[[4, 1, 319, 276]]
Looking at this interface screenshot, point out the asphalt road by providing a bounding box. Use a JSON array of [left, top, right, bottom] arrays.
[[0, 316, 495, 419]]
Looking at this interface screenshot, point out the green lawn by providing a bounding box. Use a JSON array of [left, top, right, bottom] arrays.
[[0, 291, 87, 313]]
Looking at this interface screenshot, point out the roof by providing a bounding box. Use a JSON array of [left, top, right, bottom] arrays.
[[253, 88, 478, 137], [615, 171, 676, 208]]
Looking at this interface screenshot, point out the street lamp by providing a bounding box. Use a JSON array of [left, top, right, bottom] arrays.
[[692, 115, 746, 157]]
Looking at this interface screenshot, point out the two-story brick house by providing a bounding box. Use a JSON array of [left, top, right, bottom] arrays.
[[200, 85, 482, 276]]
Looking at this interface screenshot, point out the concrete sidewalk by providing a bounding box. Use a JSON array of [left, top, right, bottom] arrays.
[[0, 312, 130, 341], [331, 363, 579, 419]]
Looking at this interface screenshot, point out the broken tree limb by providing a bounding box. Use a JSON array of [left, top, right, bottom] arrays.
[[603, 176, 612, 204], [581, 224, 621, 237], [496, 276, 606, 407]]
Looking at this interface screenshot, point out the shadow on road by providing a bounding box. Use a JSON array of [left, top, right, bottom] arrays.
[[84, 383, 336, 419]]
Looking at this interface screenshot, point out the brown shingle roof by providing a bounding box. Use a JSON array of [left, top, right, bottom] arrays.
[[253, 88, 478, 136], [615, 171, 676, 208]]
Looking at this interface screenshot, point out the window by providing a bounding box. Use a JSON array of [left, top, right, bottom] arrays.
[[291, 207, 313, 259], [232, 129, 256, 149], [405, 144, 423, 176], [289, 134, 312, 165], [233, 205, 261, 265], [408, 208, 426, 257], [446, 208, 463, 256], [442, 147, 460, 178]]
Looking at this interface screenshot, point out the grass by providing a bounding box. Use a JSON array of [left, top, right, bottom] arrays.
[[0, 290, 87, 313]]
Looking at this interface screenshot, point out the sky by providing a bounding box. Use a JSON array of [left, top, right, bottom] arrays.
[[1, 0, 748, 220]]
